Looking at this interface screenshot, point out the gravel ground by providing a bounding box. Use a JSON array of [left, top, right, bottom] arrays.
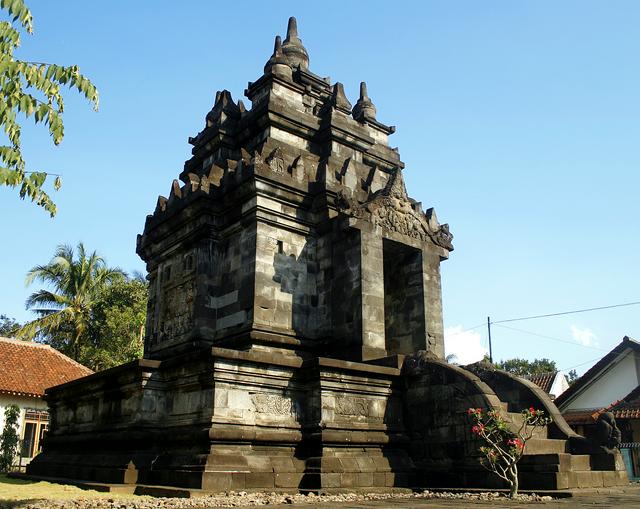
[[2, 490, 553, 509]]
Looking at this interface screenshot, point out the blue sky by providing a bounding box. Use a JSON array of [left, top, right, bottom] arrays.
[[1, 1, 638, 374]]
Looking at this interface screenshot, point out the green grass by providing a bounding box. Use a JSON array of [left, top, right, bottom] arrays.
[[0, 474, 144, 502]]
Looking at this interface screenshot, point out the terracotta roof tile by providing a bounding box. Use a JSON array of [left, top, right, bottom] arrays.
[[609, 385, 640, 420], [0, 336, 92, 398], [527, 373, 556, 394], [563, 409, 600, 425]]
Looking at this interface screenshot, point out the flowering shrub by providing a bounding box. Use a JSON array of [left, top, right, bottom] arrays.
[[468, 406, 551, 497], [0, 404, 20, 472]]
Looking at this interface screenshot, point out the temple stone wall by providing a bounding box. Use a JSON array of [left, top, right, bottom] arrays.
[[422, 249, 445, 358], [329, 227, 362, 357], [253, 221, 320, 339], [359, 231, 387, 361]]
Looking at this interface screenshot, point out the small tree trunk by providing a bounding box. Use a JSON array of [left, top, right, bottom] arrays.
[[509, 464, 519, 498]]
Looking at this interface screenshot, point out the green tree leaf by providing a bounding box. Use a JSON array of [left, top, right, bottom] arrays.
[[0, 1, 99, 217]]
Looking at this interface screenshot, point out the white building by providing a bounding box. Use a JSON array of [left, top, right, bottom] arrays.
[[554, 336, 640, 479], [0, 336, 92, 468]]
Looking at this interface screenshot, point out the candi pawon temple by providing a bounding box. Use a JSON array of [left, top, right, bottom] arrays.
[[27, 18, 627, 494]]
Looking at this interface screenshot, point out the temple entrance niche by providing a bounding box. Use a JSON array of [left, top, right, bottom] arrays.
[[382, 238, 426, 355]]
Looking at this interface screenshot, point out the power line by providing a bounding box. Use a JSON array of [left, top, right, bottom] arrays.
[[493, 323, 609, 352], [560, 351, 640, 373], [492, 300, 640, 325], [560, 356, 609, 373]]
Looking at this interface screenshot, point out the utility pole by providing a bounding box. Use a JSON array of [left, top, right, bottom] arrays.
[[487, 316, 493, 363]]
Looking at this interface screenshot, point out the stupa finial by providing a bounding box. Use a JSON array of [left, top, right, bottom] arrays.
[[286, 17, 299, 41], [264, 34, 291, 75], [352, 81, 377, 122], [360, 82, 369, 100], [282, 16, 309, 70], [331, 82, 352, 113]]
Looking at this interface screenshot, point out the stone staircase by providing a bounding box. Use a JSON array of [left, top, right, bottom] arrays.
[[492, 384, 628, 490], [403, 355, 629, 492]]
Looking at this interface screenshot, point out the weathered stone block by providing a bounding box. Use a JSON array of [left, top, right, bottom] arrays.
[[245, 472, 275, 488], [320, 473, 341, 488], [275, 473, 304, 488]]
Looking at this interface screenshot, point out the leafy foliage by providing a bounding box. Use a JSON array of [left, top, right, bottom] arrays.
[[468, 406, 551, 497], [0, 314, 21, 336], [567, 369, 579, 385], [0, 0, 99, 216], [18, 243, 147, 370], [87, 275, 147, 371], [0, 404, 20, 472], [495, 358, 557, 377]]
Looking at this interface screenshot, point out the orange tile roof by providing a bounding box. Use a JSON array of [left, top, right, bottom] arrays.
[[527, 373, 556, 394], [610, 386, 640, 420], [562, 408, 600, 425], [0, 336, 92, 398]]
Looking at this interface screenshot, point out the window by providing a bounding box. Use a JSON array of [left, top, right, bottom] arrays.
[[21, 410, 49, 458]]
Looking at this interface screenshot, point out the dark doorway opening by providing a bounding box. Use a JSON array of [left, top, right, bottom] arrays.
[[382, 238, 425, 355]]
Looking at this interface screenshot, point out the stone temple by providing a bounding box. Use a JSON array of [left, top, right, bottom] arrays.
[[28, 18, 627, 493]]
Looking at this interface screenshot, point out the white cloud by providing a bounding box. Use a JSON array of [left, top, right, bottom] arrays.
[[444, 325, 488, 365], [570, 325, 597, 347]]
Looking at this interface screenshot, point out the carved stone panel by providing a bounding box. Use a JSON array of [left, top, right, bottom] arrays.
[[335, 396, 369, 417], [158, 280, 195, 342], [336, 170, 454, 251], [251, 393, 297, 418]]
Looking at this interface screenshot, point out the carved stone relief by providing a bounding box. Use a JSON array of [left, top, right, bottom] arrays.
[[336, 169, 453, 251], [267, 147, 286, 174], [251, 393, 296, 417], [158, 279, 195, 342], [335, 396, 369, 417]]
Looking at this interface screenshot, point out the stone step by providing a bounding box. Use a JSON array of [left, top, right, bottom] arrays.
[[522, 438, 568, 455], [520, 468, 628, 490], [520, 453, 591, 473]]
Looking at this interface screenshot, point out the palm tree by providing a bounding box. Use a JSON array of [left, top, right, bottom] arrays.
[[19, 243, 124, 361]]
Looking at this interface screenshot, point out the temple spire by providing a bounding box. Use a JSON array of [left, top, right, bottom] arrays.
[[352, 81, 377, 122], [331, 82, 352, 113], [281, 16, 309, 70], [360, 82, 369, 100], [264, 35, 290, 74], [286, 17, 299, 41]]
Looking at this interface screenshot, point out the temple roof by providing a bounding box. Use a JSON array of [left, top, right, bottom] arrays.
[[139, 16, 453, 256]]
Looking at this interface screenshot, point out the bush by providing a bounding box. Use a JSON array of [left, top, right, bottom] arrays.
[[0, 405, 20, 472], [468, 406, 551, 497]]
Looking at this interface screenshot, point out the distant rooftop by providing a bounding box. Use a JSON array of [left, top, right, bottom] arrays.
[[0, 336, 92, 398], [527, 372, 556, 394]]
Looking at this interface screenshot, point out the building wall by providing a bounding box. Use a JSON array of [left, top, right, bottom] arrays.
[[564, 353, 640, 410], [253, 221, 319, 338], [0, 394, 48, 466], [549, 373, 570, 400]]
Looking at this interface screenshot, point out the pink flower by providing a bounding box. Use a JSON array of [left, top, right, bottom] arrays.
[[507, 438, 524, 449], [472, 424, 485, 435], [529, 406, 535, 413]]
